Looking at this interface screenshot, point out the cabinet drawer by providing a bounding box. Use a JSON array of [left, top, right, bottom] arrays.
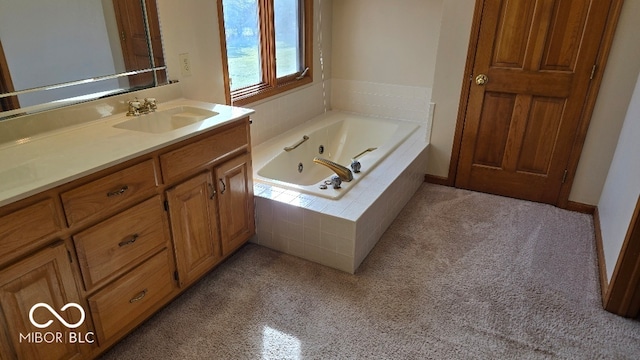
[[61, 160, 158, 226], [88, 248, 175, 344], [73, 196, 169, 291], [160, 120, 248, 183], [0, 198, 61, 262]]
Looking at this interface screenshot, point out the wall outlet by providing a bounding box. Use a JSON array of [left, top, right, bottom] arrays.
[[179, 53, 192, 77]]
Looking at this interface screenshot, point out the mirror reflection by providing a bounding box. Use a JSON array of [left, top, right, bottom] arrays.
[[0, 0, 167, 117]]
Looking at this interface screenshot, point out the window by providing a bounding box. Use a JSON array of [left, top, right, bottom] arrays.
[[218, 0, 313, 105]]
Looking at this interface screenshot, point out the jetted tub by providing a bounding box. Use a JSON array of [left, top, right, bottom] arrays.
[[254, 111, 418, 199], [252, 110, 429, 273]]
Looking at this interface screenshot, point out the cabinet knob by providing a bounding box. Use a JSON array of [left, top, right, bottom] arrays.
[[209, 183, 216, 199]]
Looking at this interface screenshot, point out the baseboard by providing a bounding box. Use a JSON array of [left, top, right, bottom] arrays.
[[593, 207, 610, 306], [424, 174, 450, 186], [566, 201, 596, 214]]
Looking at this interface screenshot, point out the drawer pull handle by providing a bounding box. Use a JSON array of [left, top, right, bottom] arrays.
[[219, 179, 226, 194], [118, 234, 139, 247], [107, 185, 129, 197], [129, 289, 148, 303]]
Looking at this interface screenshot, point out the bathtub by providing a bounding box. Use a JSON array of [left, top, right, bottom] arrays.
[[252, 110, 429, 273], [254, 112, 417, 199]]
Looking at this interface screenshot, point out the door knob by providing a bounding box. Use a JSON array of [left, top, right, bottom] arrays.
[[475, 74, 488, 85]]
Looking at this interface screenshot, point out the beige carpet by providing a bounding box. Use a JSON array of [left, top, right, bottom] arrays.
[[101, 184, 640, 359]]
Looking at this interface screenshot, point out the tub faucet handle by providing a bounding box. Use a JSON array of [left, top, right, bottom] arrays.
[[331, 175, 342, 189], [350, 160, 361, 173]]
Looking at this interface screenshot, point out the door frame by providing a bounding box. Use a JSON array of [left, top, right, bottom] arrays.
[[0, 39, 20, 111], [603, 195, 640, 318], [446, 0, 625, 208]]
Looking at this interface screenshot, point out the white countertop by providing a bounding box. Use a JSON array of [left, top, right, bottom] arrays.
[[0, 99, 254, 207]]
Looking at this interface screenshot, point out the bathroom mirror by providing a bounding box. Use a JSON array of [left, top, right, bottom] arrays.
[[0, 0, 168, 120]]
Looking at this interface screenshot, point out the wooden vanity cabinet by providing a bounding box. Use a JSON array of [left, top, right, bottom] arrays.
[[167, 172, 223, 287], [165, 120, 255, 288], [73, 196, 171, 292], [87, 249, 175, 344], [0, 243, 92, 360], [60, 160, 159, 227], [0, 197, 64, 269], [0, 116, 254, 359], [216, 153, 255, 256]]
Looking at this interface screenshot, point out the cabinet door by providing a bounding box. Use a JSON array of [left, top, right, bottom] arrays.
[[167, 172, 221, 287], [0, 243, 92, 360], [215, 153, 255, 256]]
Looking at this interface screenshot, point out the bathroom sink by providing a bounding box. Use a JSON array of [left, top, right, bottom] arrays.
[[113, 106, 219, 133]]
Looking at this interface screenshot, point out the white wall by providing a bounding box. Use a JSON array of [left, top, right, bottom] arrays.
[[330, 0, 442, 142], [331, 0, 442, 87], [569, 0, 640, 204], [156, 0, 227, 104], [428, 0, 475, 177], [597, 72, 640, 283]]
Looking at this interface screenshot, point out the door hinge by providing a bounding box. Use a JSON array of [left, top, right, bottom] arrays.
[[67, 250, 73, 263], [174, 270, 179, 282], [590, 64, 597, 80], [562, 169, 568, 184], [164, 200, 169, 212]]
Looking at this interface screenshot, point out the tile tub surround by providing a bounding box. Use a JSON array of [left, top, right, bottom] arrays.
[[252, 126, 428, 273], [331, 79, 434, 143]]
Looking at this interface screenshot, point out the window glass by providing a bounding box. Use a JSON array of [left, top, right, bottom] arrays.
[[274, 0, 301, 78], [222, 0, 261, 91], [219, 0, 312, 104]]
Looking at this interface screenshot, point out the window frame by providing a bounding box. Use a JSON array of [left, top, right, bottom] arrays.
[[217, 0, 313, 106]]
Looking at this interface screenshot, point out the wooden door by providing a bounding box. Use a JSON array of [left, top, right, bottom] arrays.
[[113, 0, 166, 88], [215, 154, 255, 256], [0, 243, 92, 360], [0, 39, 19, 111], [455, 0, 619, 204], [145, 0, 167, 84], [167, 172, 222, 287]]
